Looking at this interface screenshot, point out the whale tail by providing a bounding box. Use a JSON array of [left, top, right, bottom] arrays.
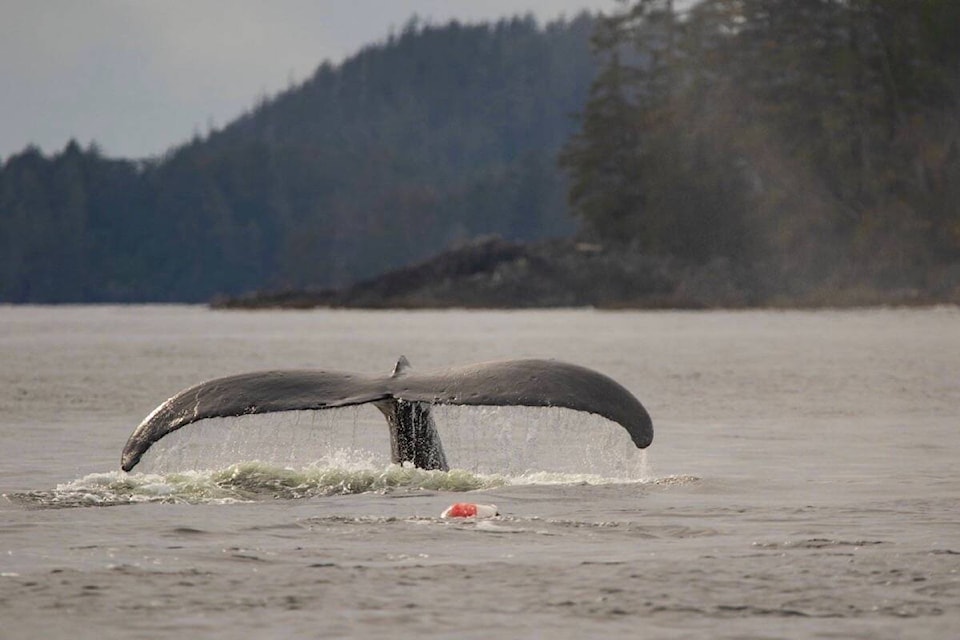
[[374, 397, 448, 470], [121, 356, 652, 472], [375, 357, 448, 470]]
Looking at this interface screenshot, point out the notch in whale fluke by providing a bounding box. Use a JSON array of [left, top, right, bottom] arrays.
[[120, 358, 653, 472]]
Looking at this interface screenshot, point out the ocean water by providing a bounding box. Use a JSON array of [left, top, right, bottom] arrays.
[[1, 305, 958, 639]]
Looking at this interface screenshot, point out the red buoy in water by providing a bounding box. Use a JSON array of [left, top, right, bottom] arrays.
[[441, 503, 498, 519]]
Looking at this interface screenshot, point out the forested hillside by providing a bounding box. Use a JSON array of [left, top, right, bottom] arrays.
[[4, 1, 959, 305], [562, 0, 960, 298], [0, 15, 596, 302]]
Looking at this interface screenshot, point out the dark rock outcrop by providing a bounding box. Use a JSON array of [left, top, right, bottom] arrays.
[[213, 236, 760, 309]]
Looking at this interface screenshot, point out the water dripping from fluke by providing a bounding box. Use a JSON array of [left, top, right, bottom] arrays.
[[120, 358, 654, 474]]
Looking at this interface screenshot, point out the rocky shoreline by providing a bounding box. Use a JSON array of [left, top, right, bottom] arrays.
[[212, 236, 960, 310]]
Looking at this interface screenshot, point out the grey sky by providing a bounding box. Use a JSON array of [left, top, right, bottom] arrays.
[[1, 1, 616, 161]]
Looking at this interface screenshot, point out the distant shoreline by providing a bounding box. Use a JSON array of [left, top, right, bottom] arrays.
[[212, 237, 960, 311]]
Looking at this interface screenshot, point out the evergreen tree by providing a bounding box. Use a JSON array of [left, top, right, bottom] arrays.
[[0, 15, 598, 302], [561, 0, 960, 291]]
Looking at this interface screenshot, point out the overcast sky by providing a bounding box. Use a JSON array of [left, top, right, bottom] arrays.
[[1, 1, 617, 161]]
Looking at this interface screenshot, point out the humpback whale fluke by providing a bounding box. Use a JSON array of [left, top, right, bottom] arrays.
[[120, 357, 653, 472]]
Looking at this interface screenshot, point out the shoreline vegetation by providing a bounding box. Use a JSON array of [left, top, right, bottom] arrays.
[[214, 1, 960, 314], [212, 236, 960, 311], [3, 4, 958, 306]]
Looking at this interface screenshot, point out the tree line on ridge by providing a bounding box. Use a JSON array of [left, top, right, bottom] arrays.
[[2, 3, 958, 303]]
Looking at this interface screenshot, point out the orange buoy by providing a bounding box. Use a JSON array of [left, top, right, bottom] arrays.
[[441, 502, 498, 519]]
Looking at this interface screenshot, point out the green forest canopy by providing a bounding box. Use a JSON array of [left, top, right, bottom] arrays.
[[2, 2, 958, 303], [561, 0, 960, 295], [0, 15, 595, 302]]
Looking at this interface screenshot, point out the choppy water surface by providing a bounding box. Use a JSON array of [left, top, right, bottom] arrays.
[[1, 305, 958, 639]]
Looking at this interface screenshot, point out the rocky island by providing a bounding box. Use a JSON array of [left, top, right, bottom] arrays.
[[212, 236, 959, 310]]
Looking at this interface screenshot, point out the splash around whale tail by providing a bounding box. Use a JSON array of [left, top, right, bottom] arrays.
[[120, 357, 653, 472]]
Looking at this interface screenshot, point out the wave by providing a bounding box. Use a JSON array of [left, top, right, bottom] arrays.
[[4, 453, 685, 510], [6, 461, 497, 509], [5, 406, 667, 508]]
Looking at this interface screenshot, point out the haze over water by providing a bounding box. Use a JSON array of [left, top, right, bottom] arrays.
[[1, 305, 958, 638]]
